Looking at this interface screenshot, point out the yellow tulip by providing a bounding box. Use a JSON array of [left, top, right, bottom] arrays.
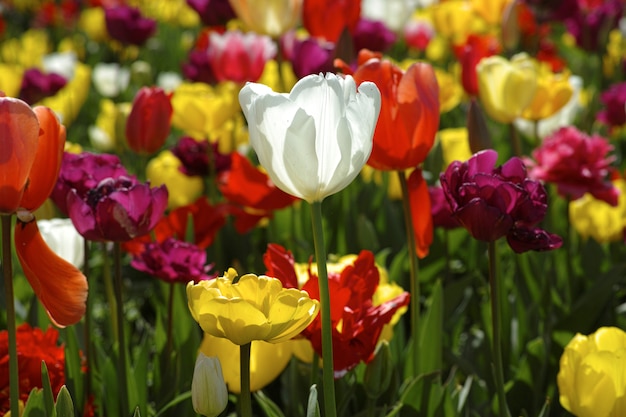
[[470, 0, 513, 26], [1, 29, 49, 68], [521, 64, 573, 121], [430, 1, 484, 44], [171, 82, 241, 139], [78, 7, 109, 43], [40, 62, 92, 126], [477, 53, 537, 124], [434, 68, 463, 113], [569, 179, 626, 244], [558, 327, 626, 417], [0, 64, 24, 98], [199, 332, 293, 393], [439, 127, 472, 168], [146, 150, 204, 210], [228, 0, 302, 38], [187, 268, 319, 345]]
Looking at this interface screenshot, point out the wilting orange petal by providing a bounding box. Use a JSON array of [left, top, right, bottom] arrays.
[[20, 106, 66, 211], [408, 168, 433, 258], [0, 97, 39, 214], [14, 220, 88, 327]]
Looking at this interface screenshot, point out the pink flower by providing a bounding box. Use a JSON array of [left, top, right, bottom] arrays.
[[525, 126, 619, 206], [597, 81, 626, 129], [207, 30, 276, 83]]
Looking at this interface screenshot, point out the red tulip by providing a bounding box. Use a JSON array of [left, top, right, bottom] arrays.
[[302, 0, 361, 42], [125, 86, 173, 154]]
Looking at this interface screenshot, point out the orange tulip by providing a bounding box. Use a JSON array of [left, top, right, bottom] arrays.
[[302, 0, 361, 43], [0, 96, 87, 327]]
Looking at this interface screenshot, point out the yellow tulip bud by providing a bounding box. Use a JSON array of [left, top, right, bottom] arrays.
[[191, 353, 229, 417]]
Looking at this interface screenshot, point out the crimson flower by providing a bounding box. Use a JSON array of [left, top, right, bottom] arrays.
[[19, 68, 67, 105], [186, 0, 235, 27], [429, 185, 461, 230], [597, 81, 626, 130], [453, 34, 501, 97], [130, 237, 217, 284], [104, 5, 156, 46], [264, 244, 410, 376], [125, 86, 173, 154], [287, 36, 336, 79], [0, 324, 65, 414], [441, 150, 562, 253], [525, 126, 619, 205], [171, 136, 232, 177], [353, 18, 396, 55], [218, 152, 298, 233], [302, 0, 361, 43]]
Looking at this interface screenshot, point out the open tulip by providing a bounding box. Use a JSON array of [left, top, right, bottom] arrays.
[[476, 53, 537, 124], [228, 0, 302, 38], [187, 269, 319, 345], [239, 72, 381, 203], [558, 326, 626, 417], [0, 98, 87, 326], [125, 86, 173, 154]]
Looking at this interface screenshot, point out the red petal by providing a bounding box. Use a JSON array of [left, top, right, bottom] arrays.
[[408, 168, 433, 258], [14, 220, 88, 327]]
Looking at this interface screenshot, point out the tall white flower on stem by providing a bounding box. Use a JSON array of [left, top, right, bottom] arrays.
[[239, 72, 381, 203]]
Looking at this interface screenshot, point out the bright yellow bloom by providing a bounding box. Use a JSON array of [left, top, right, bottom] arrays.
[[257, 59, 297, 93], [199, 333, 293, 393], [521, 63, 573, 121], [209, 113, 249, 154], [146, 150, 204, 210], [228, 0, 302, 38], [604, 30, 626, 79], [78, 7, 109, 42], [470, 0, 513, 26], [569, 179, 626, 244], [558, 327, 626, 417], [477, 53, 537, 124], [438, 127, 472, 168], [430, 1, 485, 44], [1, 29, 49, 68], [0, 64, 24, 98], [40, 63, 91, 126], [171, 82, 241, 139], [133, 0, 200, 27], [187, 269, 319, 345], [434, 67, 463, 113]]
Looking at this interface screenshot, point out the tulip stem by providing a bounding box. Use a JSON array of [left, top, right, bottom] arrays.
[[113, 242, 130, 416], [509, 123, 522, 157], [83, 239, 93, 410], [487, 242, 511, 417], [2, 215, 19, 417], [310, 201, 337, 417], [397, 170, 420, 376], [240, 342, 253, 417]]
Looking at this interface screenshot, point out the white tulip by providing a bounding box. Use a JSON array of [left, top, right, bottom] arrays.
[[361, 0, 419, 32], [42, 52, 77, 80], [191, 353, 229, 417], [92, 63, 130, 97], [37, 218, 85, 269], [239, 73, 381, 203]]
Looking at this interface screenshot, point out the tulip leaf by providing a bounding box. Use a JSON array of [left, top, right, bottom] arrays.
[[41, 361, 55, 416], [22, 388, 46, 417], [62, 326, 84, 415], [418, 280, 443, 375], [154, 391, 192, 417], [54, 386, 74, 417], [254, 390, 286, 417]]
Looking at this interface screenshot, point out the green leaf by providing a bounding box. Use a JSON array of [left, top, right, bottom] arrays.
[[418, 280, 443, 375], [22, 388, 46, 417], [62, 325, 84, 415], [305, 385, 320, 417], [54, 387, 74, 417], [254, 390, 285, 417], [154, 391, 192, 417], [41, 361, 55, 417]]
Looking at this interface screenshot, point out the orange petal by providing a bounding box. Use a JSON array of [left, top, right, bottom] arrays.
[[19, 106, 66, 211], [0, 97, 39, 214], [408, 168, 433, 259], [14, 219, 88, 327]]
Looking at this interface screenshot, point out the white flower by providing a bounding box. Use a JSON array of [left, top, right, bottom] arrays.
[[42, 52, 77, 80], [239, 73, 381, 203], [37, 218, 84, 269], [156, 71, 182, 92], [92, 63, 130, 97], [361, 0, 419, 32], [191, 353, 228, 417]]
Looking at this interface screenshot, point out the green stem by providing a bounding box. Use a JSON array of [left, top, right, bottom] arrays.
[[239, 342, 252, 417], [397, 171, 420, 376], [510, 123, 522, 157], [83, 239, 93, 411], [2, 215, 19, 417], [487, 242, 511, 417], [102, 242, 118, 341], [310, 201, 337, 417], [166, 282, 175, 358], [113, 242, 130, 416]]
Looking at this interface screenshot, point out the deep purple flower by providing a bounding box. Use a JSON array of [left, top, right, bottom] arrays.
[[181, 49, 217, 84], [66, 176, 168, 242], [131, 237, 217, 284], [598, 81, 626, 129], [186, 0, 235, 27], [563, 0, 623, 51], [290, 37, 336, 79], [428, 186, 461, 230], [51, 152, 130, 215], [440, 150, 562, 253], [104, 5, 156, 46], [352, 18, 396, 54], [19, 68, 67, 105], [171, 136, 231, 177]]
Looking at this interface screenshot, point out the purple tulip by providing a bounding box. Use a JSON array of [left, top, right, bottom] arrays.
[[131, 237, 217, 284], [290, 37, 336, 79], [598, 81, 626, 129], [428, 186, 461, 230], [186, 0, 235, 27], [352, 18, 396, 54], [66, 176, 168, 242], [104, 5, 157, 46], [181, 49, 217, 84], [19, 68, 67, 105], [171, 136, 231, 177], [52, 152, 130, 215], [563, 0, 623, 51], [440, 150, 562, 253]]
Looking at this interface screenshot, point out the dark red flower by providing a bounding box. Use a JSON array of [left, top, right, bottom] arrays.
[[171, 136, 232, 177], [352, 18, 396, 54], [104, 5, 156, 46], [441, 149, 562, 252], [19, 68, 67, 105], [125, 86, 173, 154], [186, 0, 235, 27], [0, 324, 65, 415], [525, 126, 619, 205], [597, 81, 626, 129], [429, 185, 461, 230], [130, 237, 217, 284]]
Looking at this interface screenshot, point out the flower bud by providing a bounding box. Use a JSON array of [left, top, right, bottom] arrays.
[[467, 98, 493, 154], [363, 341, 393, 400], [191, 353, 229, 417]]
